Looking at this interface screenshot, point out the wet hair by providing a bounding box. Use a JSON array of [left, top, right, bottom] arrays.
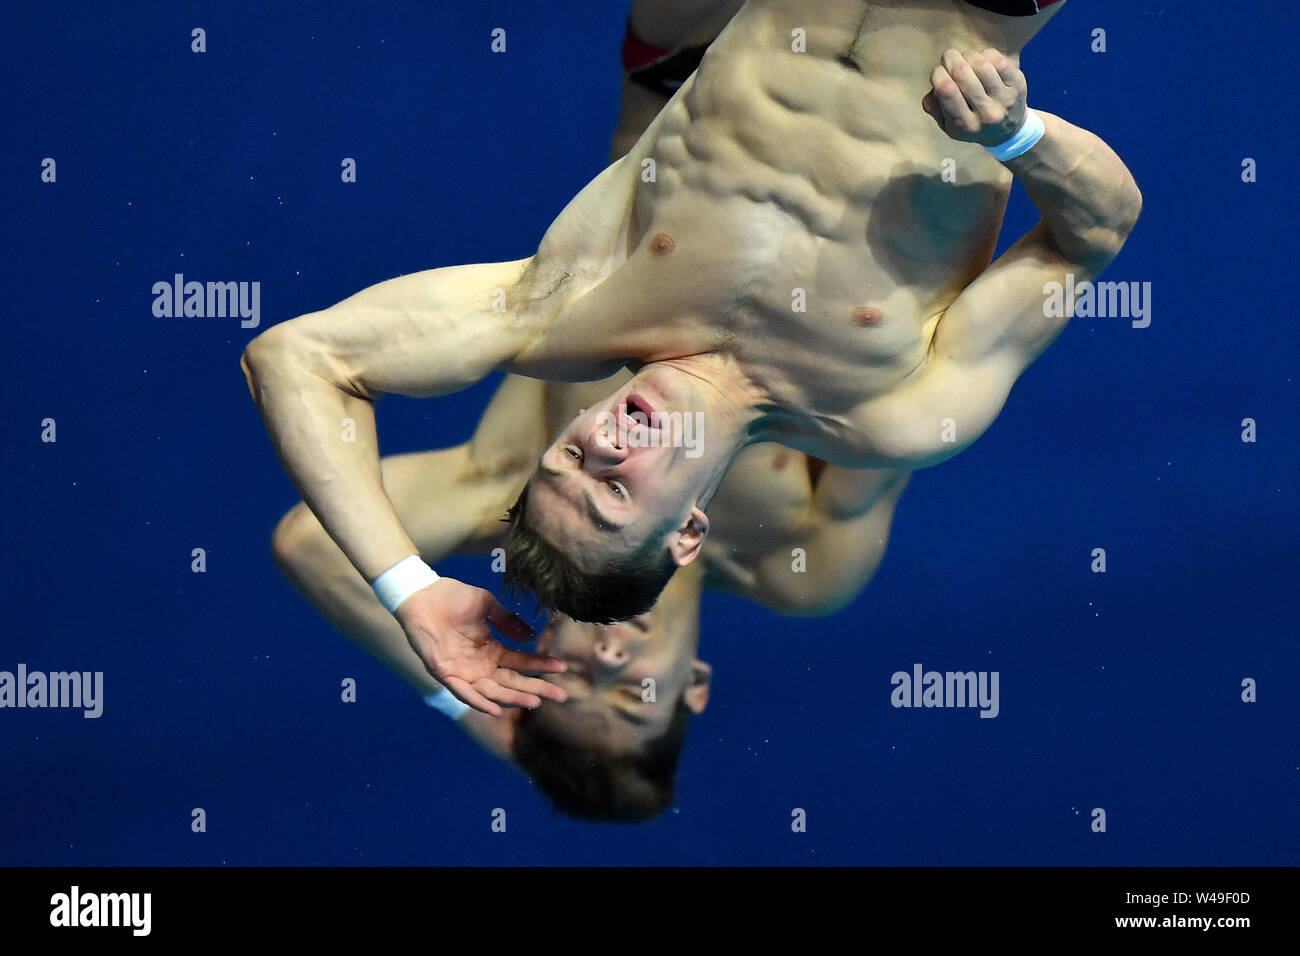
[[501, 484, 677, 624], [512, 699, 693, 823]]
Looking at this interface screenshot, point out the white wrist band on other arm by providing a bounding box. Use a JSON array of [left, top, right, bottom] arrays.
[[423, 687, 470, 721], [371, 554, 439, 613], [986, 108, 1045, 162]]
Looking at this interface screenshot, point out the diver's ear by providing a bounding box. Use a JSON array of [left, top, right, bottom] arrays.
[[668, 506, 710, 567], [682, 659, 713, 714]]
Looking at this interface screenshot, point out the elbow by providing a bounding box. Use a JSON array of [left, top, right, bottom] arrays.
[[241, 317, 329, 396], [1089, 177, 1144, 266], [1054, 165, 1144, 275], [243, 316, 375, 403], [1110, 175, 1144, 246], [270, 502, 327, 587], [240, 324, 291, 401], [1124, 177, 1144, 229]]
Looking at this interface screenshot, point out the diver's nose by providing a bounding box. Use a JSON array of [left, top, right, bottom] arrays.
[[593, 631, 631, 670], [587, 418, 630, 466]]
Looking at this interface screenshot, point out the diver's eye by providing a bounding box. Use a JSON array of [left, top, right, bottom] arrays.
[[606, 479, 628, 501]]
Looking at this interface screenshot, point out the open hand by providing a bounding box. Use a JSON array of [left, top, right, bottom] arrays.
[[394, 577, 567, 716]]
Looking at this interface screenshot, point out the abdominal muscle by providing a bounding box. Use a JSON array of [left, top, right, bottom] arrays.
[[527, 0, 1031, 453], [616, 0, 1018, 419]]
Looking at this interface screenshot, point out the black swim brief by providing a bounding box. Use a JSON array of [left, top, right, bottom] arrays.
[[963, 0, 1064, 15], [622, 22, 709, 99], [622, 0, 1062, 97]]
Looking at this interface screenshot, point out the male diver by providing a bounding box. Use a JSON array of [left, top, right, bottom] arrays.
[[243, 0, 1140, 716], [270, 1, 906, 822]]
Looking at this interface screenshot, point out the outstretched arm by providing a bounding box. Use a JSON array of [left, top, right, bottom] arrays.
[[863, 48, 1142, 466]]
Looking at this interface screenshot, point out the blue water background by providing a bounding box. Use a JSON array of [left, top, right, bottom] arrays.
[[2, 0, 1297, 864]]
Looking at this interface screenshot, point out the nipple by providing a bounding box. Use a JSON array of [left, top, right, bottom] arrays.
[[651, 232, 676, 256], [852, 306, 884, 327]]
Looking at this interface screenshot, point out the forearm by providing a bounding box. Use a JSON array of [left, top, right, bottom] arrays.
[[270, 460, 498, 696], [242, 324, 416, 581], [270, 439, 527, 695], [1003, 111, 1142, 271], [273, 505, 440, 695]]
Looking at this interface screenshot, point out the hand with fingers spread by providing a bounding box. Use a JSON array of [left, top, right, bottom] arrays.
[[922, 47, 1030, 147], [393, 577, 568, 716]]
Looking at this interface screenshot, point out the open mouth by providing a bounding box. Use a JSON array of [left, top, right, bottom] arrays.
[[623, 393, 657, 429]]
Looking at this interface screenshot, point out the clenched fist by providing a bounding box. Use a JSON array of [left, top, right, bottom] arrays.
[[922, 47, 1030, 147]]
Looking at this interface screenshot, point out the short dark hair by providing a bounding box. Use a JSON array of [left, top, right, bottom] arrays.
[[501, 484, 677, 624], [512, 699, 693, 823]]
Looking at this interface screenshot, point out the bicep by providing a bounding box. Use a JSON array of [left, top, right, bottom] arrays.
[[932, 221, 1079, 369], [750, 471, 908, 616], [750, 511, 894, 617], [277, 257, 541, 400], [859, 224, 1090, 465]]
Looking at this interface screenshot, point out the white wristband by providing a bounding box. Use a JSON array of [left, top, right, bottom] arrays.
[[985, 108, 1045, 162], [423, 687, 470, 721], [370, 554, 439, 613]]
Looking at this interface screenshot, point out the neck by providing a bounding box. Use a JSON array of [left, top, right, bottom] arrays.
[[659, 560, 707, 631], [653, 563, 706, 661]]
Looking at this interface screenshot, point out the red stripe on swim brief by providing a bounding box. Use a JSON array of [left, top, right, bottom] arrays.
[[622, 26, 674, 73]]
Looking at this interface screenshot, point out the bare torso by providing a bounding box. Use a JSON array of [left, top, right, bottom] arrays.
[[526, 0, 1058, 464]]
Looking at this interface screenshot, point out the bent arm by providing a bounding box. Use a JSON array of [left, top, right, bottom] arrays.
[[242, 258, 544, 581], [271, 375, 549, 757], [862, 110, 1142, 465], [750, 467, 909, 616], [272, 451, 521, 760], [271, 446, 498, 694]]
